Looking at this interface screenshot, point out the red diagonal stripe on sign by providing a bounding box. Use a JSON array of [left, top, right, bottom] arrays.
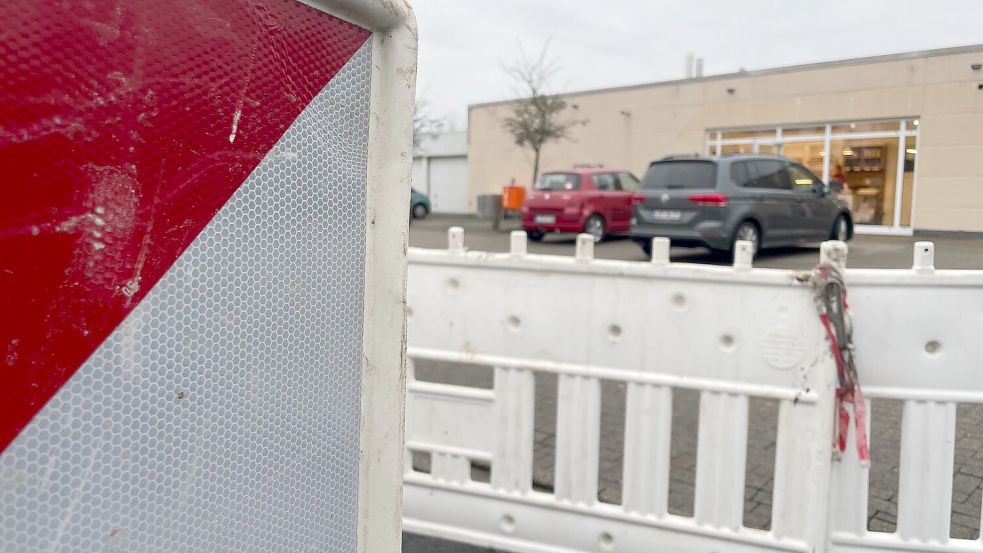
[[0, 0, 370, 451]]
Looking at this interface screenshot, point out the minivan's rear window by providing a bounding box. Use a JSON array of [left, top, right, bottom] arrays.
[[535, 173, 581, 191], [641, 161, 717, 189]]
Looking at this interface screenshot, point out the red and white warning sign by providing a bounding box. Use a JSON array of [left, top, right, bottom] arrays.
[[0, 0, 415, 551]]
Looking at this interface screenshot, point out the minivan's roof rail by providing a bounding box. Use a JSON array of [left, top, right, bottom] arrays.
[[719, 152, 793, 160], [651, 153, 794, 167]]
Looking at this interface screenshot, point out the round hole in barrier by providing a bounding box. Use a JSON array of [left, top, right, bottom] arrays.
[[671, 293, 687, 310], [598, 532, 615, 551], [925, 340, 942, 355], [608, 324, 623, 341], [720, 334, 735, 351], [500, 514, 516, 533], [446, 278, 460, 294], [506, 315, 521, 331]]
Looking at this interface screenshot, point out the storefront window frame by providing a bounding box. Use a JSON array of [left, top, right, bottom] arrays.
[[782, 125, 827, 137], [720, 128, 779, 141], [907, 124, 922, 229], [706, 118, 920, 234]]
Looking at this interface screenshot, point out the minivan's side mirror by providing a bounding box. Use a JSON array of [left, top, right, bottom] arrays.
[[828, 180, 844, 194]]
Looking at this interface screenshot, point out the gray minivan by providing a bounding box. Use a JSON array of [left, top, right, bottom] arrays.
[[631, 154, 852, 257]]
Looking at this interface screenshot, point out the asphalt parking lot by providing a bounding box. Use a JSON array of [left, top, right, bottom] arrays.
[[403, 214, 983, 553], [409, 214, 983, 270]]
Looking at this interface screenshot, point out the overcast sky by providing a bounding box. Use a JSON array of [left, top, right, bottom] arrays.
[[413, 0, 983, 129]]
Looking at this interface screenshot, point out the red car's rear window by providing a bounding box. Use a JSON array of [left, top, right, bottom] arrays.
[[535, 173, 581, 191]]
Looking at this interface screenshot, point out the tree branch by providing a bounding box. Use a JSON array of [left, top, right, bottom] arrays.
[[500, 41, 587, 183]]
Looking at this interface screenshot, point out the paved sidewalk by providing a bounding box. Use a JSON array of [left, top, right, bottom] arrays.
[[404, 363, 983, 553], [407, 361, 983, 547], [404, 533, 493, 553]]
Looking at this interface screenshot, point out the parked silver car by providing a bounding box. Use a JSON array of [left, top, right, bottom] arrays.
[[631, 154, 852, 257]]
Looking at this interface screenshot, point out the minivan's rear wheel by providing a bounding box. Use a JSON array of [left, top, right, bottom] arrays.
[[831, 215, 850, 241], [584, 215, 606, 243], [733, 221, 760, 257], [527, 230, 545, 242], [412, 203, 428, 219]]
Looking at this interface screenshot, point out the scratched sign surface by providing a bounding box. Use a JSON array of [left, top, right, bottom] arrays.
[[0, 0, 369, 450]]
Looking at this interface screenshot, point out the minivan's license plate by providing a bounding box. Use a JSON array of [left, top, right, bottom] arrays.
[[534, 214, 556, 224], [651, 209, 683, 221]]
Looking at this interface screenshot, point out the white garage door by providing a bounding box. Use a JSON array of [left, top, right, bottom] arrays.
[[428, 156, 469, 214]]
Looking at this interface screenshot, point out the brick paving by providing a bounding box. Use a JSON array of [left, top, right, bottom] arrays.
[[410, 360, 983, 541]]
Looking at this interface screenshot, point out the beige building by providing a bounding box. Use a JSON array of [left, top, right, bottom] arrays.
[[467, 44, 983, 233]]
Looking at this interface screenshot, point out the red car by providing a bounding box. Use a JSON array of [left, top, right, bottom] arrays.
[[521, 168, 641, 242]]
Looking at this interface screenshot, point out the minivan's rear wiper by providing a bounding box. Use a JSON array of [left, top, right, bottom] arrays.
[[665, 184, 683, 189]]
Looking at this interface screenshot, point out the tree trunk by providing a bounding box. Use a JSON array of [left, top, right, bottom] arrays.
[[532, 147, 541, 185]]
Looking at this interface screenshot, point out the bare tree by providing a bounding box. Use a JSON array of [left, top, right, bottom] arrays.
[[502, 43, 585, 184], [413, 100, 444, 148]]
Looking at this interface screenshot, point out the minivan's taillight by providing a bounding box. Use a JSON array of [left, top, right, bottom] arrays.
[[688, 193, 728, 207]]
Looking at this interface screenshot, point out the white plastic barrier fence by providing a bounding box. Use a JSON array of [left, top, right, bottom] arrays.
[[827, 240, 983, 553], [403, 230, 983, 553]]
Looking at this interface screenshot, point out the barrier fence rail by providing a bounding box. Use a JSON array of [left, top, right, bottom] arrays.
[[402, 229, 983, 553]]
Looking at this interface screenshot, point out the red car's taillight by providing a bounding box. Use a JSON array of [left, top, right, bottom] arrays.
[[688, 193, 728, 207], [630, 194, 646, 204]]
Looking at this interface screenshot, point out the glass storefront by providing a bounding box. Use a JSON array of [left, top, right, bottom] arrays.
[[706, 118, 919, 233], [829, 137, 899, 226], [721, 143, 753, 155], [781, 141, 825, 175]]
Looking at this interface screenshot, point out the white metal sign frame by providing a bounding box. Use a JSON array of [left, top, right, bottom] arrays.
[[326, 1, 418, 551]]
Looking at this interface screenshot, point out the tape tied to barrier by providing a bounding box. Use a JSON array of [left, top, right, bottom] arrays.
[[811, 263, 871, 468]]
